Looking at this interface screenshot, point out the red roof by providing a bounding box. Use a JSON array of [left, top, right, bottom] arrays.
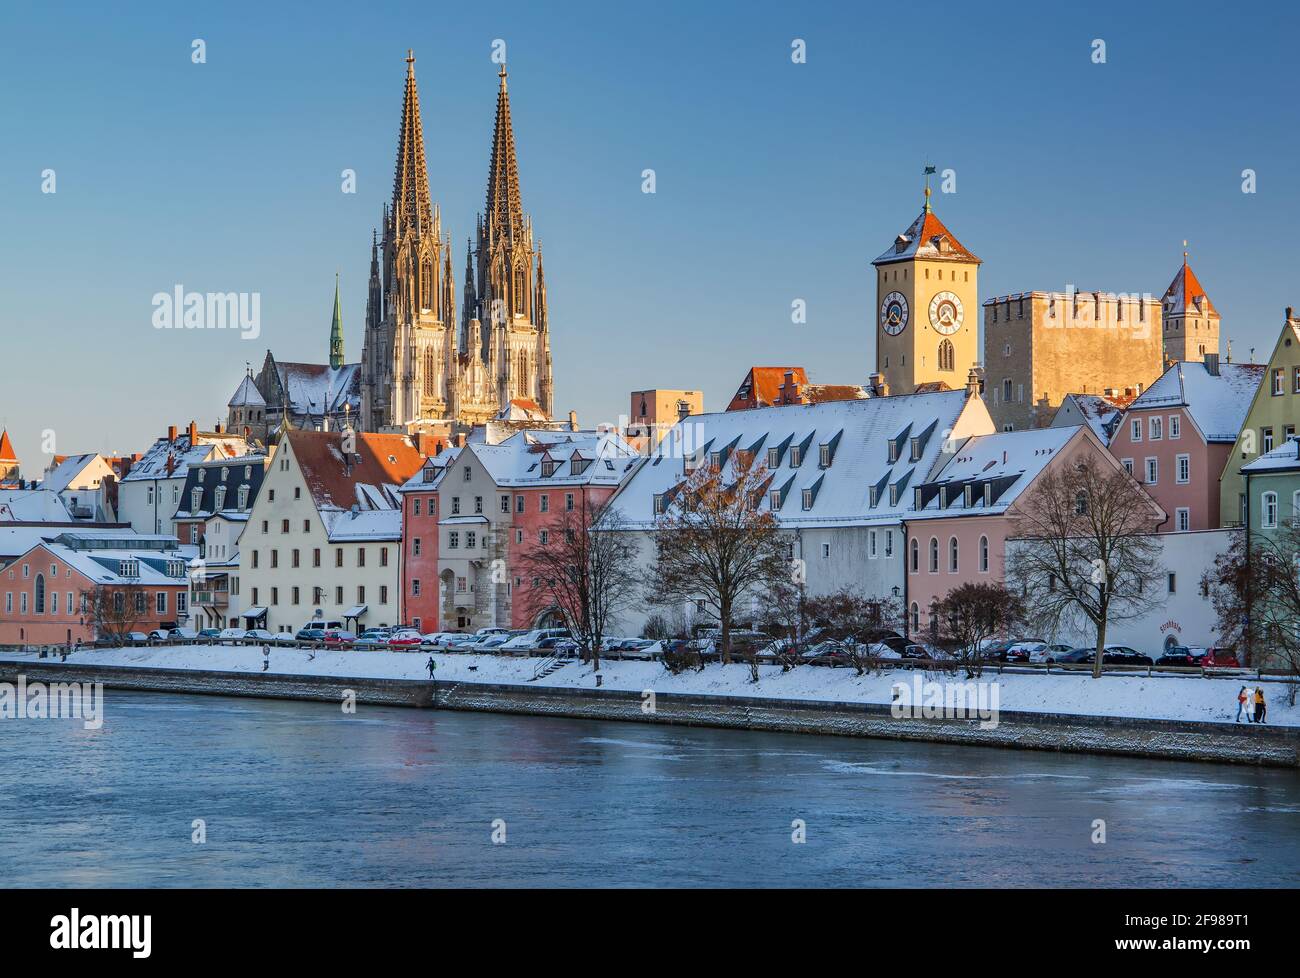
[[873, 207, 980, 265], [728, 367, 808, 410], [287, 430, 424, 511], [1162, 260, 1217, 317], [0, 429, 16, 462]]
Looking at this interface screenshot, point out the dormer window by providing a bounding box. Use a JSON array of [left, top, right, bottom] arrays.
[[197, 469, 206, 483], [709, 452, 721, 472], [769, 490, 782, 510], [888, 441, 899, 464], [890, 484, 899, 506], [653, 494, 665, 515], [767, 447, 779, 468], [571, 458, 591, 476], [191, 487, 203, 513], [964, 485, 973, 507], [237, 484, 249, 510], [801, 489, 813, 510], [244, 465, 252, 479], [541, 459, 561, 477], [214, 486, 227, 511], [983, 483, 992, 507], [909, 437, 921, 462], [869, 486, 879, 507], [790, 446, 803, 467], [819, 444, 831, 467]]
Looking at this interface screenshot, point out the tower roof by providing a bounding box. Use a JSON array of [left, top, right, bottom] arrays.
[[0, 429, 16, 462], [873, 207, 980, 266], [391, 50, 434, 240], [228, 373, 266, 409], [484, 64, 525, 240], [1161, 258, 1217, 318], [329, 273, 344, 369]]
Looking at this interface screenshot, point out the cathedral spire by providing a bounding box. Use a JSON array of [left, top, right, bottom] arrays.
[[484, 63, 525, 242], [329, 273, 345, 369], [391, 50, 434, 241]]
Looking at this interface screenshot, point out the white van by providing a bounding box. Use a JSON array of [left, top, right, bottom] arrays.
[[501, 628, 570, 651]]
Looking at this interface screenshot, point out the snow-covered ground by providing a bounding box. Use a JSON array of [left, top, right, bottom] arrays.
[[2, 644, 1296, 728]]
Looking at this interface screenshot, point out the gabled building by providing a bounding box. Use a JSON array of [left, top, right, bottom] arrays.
[[1218, 309, 1300, 527], [238, 429, 423, 633], [117, 423, 251, 536], [0, 529, 189, 646], [1050, 393, 1131, 445], [40, 453, 119, 522], [726, 368, 868, 412], [1108, 356, 1263, 532], [601, 388, 996, 636]]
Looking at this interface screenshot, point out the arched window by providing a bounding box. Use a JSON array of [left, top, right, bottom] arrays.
[[1291, 490, 1300, 523], [938, 339, 955, 372], [34, 574, 45, 614], [979, 535, 989, 573], [928, 537, 939, 573], [909, 538, 919, 573], [514, 267, 526, 314], [421, 261, 433, 309], [1263, 492, 1279, 529], [517, 350, 529, 393], [910, 602, 920, 634], [949, 536, 959, 573], [423, 348, 437, 397]]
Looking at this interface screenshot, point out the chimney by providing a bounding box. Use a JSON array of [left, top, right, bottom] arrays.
[[1205, 353, 1220, 376], [167, 425, 177, 443], [1287, 306, 1294, 322], [965, 367, 982, 398], [188, 420, 198, 444], [868, 373, 888, 397], [568, 410, 579, 432]]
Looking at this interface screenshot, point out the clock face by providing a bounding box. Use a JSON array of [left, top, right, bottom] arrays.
[[929, 291, 964, 334], [880, 292, 909, 336]]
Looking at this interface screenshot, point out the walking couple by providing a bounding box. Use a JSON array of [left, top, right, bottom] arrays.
[[1236, 686, 1267, 723]]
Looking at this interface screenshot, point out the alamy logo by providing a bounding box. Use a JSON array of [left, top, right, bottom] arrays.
[[50, 908, 151, 958], [151, 285, 261, 340], [890, 674, 1000, 730], [0, 675, 103, 730]]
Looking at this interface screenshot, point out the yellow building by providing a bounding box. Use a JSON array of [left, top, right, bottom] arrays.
[[982, 290, 1164, 431], [872, 191, 981, 396], [1218, 309, 1300, 526]]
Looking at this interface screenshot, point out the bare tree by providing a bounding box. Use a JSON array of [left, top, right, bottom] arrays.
[[1204, 526, 1300, 691], [82, 584, 151, 645], [1006, 455, 1164, 678], [755, 575, 812, 671], [933, 582, 1025, 679], [517, 498, 640, 672], [648, 450, 790, 665]]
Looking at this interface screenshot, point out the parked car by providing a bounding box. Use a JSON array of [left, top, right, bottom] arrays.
[[243, 628, 275, 643], [217, 627, 247, 644], [123, 631, 150, 646], [295, 626, 328, 642], [474, 626, 511, 637], [387, 629, 425, 649], [1028, 643, 1073, 664], [197, 628, 222, 641], [1058, 645, 1153, 666], [1202, 647, 1241, 668], [978, 640, 1015, 662], [322, 629, 357, 648], [149, 627, 197, 642], [355, 630, 393, 650], [1155, 645, 1205, 667], [501, 628, 570, 651], [1005, 639, 1047, 663]]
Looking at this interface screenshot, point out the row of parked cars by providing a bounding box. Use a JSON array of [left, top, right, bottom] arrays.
[[976, 639, 1240, 668]]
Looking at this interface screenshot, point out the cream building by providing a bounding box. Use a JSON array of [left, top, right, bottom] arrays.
[[982, 290, 1164, 431], [626, 389, 704, 450], [872, 191, 981, 396], [238, 429, 423, 633]]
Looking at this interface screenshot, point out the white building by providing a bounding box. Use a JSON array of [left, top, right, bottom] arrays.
[[117, 423, 250, 536], [39, 453, 119, 521]]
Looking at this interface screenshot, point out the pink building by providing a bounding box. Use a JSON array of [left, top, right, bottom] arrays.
[[1107, 357, 1263, 532], [903, 426, 1158, 638], [0, 530, 189, 646], [398, 452, 456, 633]]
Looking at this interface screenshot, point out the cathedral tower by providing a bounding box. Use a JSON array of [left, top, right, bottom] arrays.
[[871, 181, 980, 395]]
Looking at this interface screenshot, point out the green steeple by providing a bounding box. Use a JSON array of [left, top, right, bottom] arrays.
[[329, 273, 344, 369]]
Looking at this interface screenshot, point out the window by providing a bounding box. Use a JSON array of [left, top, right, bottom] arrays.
[[464, 465, 472, 482], [1169, 415, 1180, 439], [313, 548, 321, 567], [540, 495, 550, 513], [303, 519, 311, 533], [270, 550, 278, 569], [869, 530, 878, 558], [449, 532, 459, 549], [34, 574, 45, 614], [335, 586, 343, 604], [428, 497, 437, 515], [910, 538, 919, 573], [767, 447, 780, 468], [412, 579, 421, 596], [821, 542, 830, 559], [516, 495, 525, 513], [251, 550, 259, 569], [1176, 454, 1190, 484], [949, 537, 959, 573], [281, 519, 289, 534], [1176, 507, 1190, 532], [380, 586, 388, 605], [1075, 491, 1089, 515], [413, 498, 421, 516], [769, 489, 782, 510], [938, 339, 955, 372], [1130, 419, 1142, 442], [801, 489, 813, 510], [466, 532, 477, 549], [474, 496, 483, 515], [357, 586, 366, 603], [790, 446, 803, 467], [1263, 492, 1278, 528], [292, 587, 300, 605], [1273, 368, 1285, 396], [501, 495, 510, 514], [910, 602, 919, 633], [357, 548, 366, 567], [539, 530, 549, 545], [1149, 416, 1162, 440], [412, 538, 421, 556], [1263, 427, 1275, 453], [452, 497, 461, 515], [928, 538, 939, 573], [565, 493, 575, 512], [909, 437, 921, 462], [1145, 458, 1158, 485], [884, 531, 893, 558], [335, 548, 343, 568], [1121, 458, 1134, 475], [291, 549, 300, 568], [1168, 573, 1177, 594], [979, 535, 989, 573]]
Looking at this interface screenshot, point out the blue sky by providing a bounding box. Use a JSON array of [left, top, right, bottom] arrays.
[[2, 0, 1298, 468]]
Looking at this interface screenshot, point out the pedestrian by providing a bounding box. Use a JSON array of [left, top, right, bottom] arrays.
[[262, 643, 270, 673], [1236, 686, 1249, 723], [1255, 687, 1267, 724], [426, 655, 436, 679]]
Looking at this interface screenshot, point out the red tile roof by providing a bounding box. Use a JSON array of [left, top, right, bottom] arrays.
[[287, 430, 424, 512], [873, 208, 980, 265], [0, 429, 16, 462], [1161, 260, 1217, 317]]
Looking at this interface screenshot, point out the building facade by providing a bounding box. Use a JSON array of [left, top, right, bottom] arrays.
[[360, 54, 554, 433]]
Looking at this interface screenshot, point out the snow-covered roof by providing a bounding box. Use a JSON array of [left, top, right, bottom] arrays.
[[40, 454, 110, 495], [1161, 260, 1217, 318], [1051, 394, 1128, 445], [398, 447, 461, 492], [1125, 361, 1264, 443], [34, 542, 188, 587], [121, 433, 251, 482], [275, 362, 361, 419], [228, 373, 266, 408], [872, 207, 980, 266], [1242, 437, 1300, 474], [496, 398, 549, 422], [910, 426, 1083, 519], [321, 508, 402, 542], [604, 389, 992, 528], [469, 429, 642, 489], [0, 488, 73, 522]]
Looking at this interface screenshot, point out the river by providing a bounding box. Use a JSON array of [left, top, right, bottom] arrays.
[[2, 691, 1297, 887]]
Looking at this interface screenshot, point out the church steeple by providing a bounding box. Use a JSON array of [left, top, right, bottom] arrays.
[[484, 64, 525, 243], [391, 50, 434, 241], [329, 273, 345, 369]]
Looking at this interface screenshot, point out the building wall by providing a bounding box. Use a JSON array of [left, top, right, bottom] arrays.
[[905, 514, 1009, 638], [1107, 406, 1227, 531], [628, 389, 703, 448], [983, 292, 1162, 431], [117, 476, 185, 536], [437, 451, 511, 631]]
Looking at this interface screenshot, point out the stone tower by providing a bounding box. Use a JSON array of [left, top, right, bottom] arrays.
[[359, 52, 554, 432], [871, 184, 981, 396], [329, 273, 345, 370], [1161, 253, 1220, 364]]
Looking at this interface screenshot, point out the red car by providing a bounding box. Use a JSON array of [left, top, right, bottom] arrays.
[[387, 629, 424, 649], [1201, 647, 1240, 668], [322, 629, 356, 649]]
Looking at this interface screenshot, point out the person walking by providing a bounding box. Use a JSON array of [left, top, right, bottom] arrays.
[[1236, 686, 1249, 722], [426, 655, 436, 679], [1254, 687, 1267, 724], [262, 643, 270, 673]]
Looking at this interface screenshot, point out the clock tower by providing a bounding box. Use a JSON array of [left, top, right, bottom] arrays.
[[872, 185, 981, 395]]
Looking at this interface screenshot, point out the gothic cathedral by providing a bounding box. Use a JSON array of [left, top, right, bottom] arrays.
[[871, 186, 980, 395], [361, 52, 554, 432]]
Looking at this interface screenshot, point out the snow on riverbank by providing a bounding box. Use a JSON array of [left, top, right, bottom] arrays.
[[2, 644, 1296, 728]]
